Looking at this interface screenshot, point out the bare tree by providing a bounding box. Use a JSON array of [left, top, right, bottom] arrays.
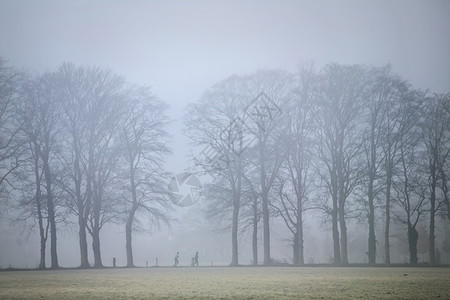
[[38, 74, 62, 269], [377, 74, 411, 264], [360, 68, 384, 264], [272, 64, 316, 265], [12, 151, 49, 270], [55, 63, 92, 268], [0, 58, 21, 210], [56, 64, 126, 268], [85, 69, 125, 268], [314, 65, 365, 265], [359, 66, 403, 264], [392, 91, 427, 264], [421, 93, 450, 265], [314, 64, 368, 264], [14, 73, 62, 269], [245, 175, 262, 266], [119, 86, 171, 267], [185, 74, 254, 266], [247, 70, 293, 265], [14, 73, 51, 269], [440, 95, 450, 223]]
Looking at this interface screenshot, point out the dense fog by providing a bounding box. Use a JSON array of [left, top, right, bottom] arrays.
[[0, 1, 449, 269]]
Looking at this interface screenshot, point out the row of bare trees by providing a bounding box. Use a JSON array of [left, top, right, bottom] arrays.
[[0, 58, 171, 269], [186, 63, 450, 266], [1, 57, 449, 268]]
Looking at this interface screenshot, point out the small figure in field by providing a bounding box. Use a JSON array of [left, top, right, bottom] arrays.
[[194, 251, 199, 267], [173, 252, 179, 267]]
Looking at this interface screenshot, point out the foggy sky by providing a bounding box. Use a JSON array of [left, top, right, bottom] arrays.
[[1, 0, 449, 172], [1, 0, 449, 267], [1, 0, 449, 174]]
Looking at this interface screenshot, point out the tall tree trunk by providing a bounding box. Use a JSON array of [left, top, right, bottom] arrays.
[[296, 176, 304, 265], [429, 178, 436, 265], [34, 148, 46, 269], [126, 161, 138, 268], [230, 204, 239, 266], [78, 163, 90, 269], [126, 207, 137, 268], [293, 233, 299, 265], [429, 154, 437, 265], [92, 228, 103, 268], [38, 211, 46, 270], [332, 192, 340, 264], [260, 140, 271, 265], [408, 224, 419, 264], [338, 203, 348, 265], [295, 205, 304, 265], [262, 189, 270, 265], [74, 144, 90, 269], [298, 216, 304, 265], [384, 167, 392, 265], [252, 199, 258, 266], [368, 175, 376, 264], [337, 147, 348, 265], [78, 215, 89, 268], [86, 143, 96, 267], [44, 160, 59, 269], [367, 102, 378, 265], [92, 193, 103, 268]]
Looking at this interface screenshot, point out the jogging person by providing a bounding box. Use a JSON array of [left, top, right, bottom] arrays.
[[194, 251, 199, 267], [173, 252, 179, 267]]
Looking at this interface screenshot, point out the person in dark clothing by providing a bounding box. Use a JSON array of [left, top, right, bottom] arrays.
[[194, 251, 199, 267], [173, 252, 179, 267]]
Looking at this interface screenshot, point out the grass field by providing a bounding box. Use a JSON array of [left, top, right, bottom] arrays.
[[1, 266, 449, 299]]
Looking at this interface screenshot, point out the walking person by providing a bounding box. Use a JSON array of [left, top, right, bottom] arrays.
[[194, 251, 199, 267], [173, 252, 179, 267]]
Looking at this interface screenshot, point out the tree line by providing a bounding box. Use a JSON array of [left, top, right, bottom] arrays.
[[185, 64, 450, 266], [1, 58, 449, 268], [0, 58, 170, 269]]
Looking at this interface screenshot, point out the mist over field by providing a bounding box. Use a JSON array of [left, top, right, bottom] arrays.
[[1, 0, 450, 272]]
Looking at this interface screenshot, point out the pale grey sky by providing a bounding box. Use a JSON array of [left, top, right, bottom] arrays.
[[1, 0, 449, 172]]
